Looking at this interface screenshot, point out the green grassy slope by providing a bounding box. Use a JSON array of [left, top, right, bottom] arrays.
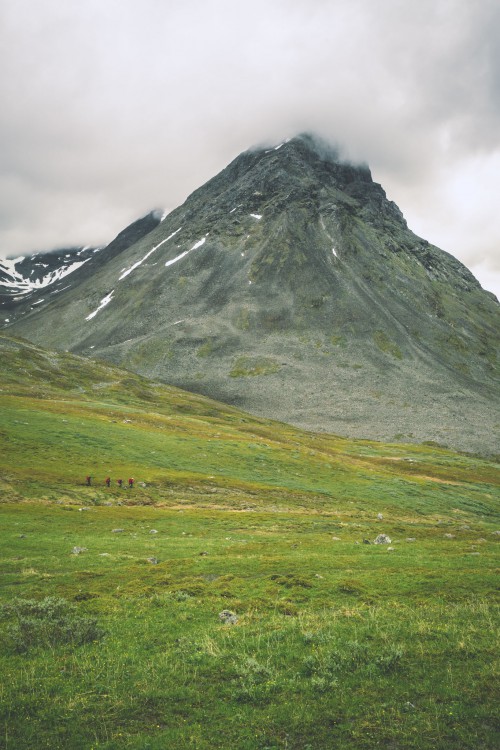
[[0, 334, 499, 749]]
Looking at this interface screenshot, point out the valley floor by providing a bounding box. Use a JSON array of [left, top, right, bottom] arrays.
[[1, 499, 498, 750]]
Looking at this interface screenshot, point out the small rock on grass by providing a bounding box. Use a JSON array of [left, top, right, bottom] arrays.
[[444, 533, 455, 539], [147, 557, 159, 565], [112, 528, 125, 533], [406, 537, 416, 542], [373, 534, 391, 544], [219, 610, 238, 625], [71, 546, 87, 555]]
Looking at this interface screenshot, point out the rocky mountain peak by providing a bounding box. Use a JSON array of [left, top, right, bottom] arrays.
[[6, 134, 499, 454]]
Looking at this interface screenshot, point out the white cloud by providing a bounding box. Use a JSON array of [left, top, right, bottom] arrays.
[[0, 0, 498, 296]]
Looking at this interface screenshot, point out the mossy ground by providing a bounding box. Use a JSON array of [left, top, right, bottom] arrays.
[[0, 336, 498, 749]]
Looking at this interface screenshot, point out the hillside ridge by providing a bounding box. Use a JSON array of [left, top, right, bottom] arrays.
[[6, 133, 500, 454]]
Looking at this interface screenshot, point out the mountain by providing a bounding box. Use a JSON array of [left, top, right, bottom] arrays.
[[6, 133, 500, 454], [1, 210, 162, 322]]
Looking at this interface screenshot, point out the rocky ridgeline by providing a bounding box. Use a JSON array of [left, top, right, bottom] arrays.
[[7, 134, 500, 454]]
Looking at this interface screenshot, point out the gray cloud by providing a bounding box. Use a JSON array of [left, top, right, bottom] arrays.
[[1, 0, 499, 296]]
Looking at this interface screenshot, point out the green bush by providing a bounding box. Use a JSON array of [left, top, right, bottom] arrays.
[[2, 596, 104, 652]]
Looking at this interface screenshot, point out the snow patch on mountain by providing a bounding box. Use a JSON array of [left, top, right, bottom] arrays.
[[165, 236, 206, 268], [119, 228, 182, 281], [0, 257, 91, 295], [86, 291, 115, 321]]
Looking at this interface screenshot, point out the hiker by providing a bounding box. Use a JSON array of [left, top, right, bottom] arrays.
[[128, 478, 134, 488], [105, 477, 111, 487], [86, 475, 91, 486], [117, 478, 123, 487]]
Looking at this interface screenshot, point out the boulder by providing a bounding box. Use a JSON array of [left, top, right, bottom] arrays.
[[373, 534, 391, 544]]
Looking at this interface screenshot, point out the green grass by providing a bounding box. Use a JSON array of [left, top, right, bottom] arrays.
[[0, 334, 499, 749], [229, 356, 281, 377]]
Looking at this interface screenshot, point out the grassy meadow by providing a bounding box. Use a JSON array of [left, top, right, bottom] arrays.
[[0, 334, 499, 749]]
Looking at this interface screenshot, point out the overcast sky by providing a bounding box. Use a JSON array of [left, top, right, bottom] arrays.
[[1, 0, 499, 298]]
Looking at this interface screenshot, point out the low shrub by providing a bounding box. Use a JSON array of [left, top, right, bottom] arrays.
[[1, 596, 104, 652]]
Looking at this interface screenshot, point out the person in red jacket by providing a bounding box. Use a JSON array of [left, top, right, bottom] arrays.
[[128, 478, 134, 488], [117, 478, 123, 488], [86, 476, 91, 486], [105, 477, 111, 487]]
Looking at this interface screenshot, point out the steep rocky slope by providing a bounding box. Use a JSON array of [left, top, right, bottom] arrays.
[[1, 210, 162, 321], [8, 134, 500, 453]]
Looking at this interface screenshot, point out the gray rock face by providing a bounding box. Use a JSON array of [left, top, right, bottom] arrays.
[[8, 134, 500, 454], [219, 610, 238, 625], [0, 212, 162, 320], [373, 534, 392, 544]]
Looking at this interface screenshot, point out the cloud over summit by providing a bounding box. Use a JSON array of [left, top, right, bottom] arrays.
[[1, 0, 499, 295]]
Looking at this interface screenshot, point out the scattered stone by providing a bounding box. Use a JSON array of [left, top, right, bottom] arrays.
[[314, 574, 324, 579], [111, 529, 125, 533], [406, 537, 417, 542], [477, 538, 487, 542], [19, 534, 26, 538], [492, 531, 500, 536], [373, 534, 391, 544], [387, 546, 395, 551], [139, 482, 147, 487], [149, 529, 158, 534], [362, 539, 371, 545], [102, 502, 113, 506], [78, 507, 91, 512], [71, 546, 87, 555], [444, 533, 455, 539], [219, 610, 238, 625], [147, 557, 159, 564], [468, 552, 480, 556], [199, 551, 209, 556], [331, 536, 341, 541], [377, 513, 383, 520], [460, 525, 471, 530], [99, 553, 111, 557]]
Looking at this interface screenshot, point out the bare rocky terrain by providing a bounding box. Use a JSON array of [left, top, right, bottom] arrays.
[[7, 134, 500, 454]]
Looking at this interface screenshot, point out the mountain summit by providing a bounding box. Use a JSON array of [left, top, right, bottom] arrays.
[[7, 134, 500, 453]]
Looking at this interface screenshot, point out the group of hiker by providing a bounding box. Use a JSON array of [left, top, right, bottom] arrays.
[[86, 476, 134, 488]]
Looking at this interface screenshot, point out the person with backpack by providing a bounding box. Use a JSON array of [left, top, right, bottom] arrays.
[[128, 478, 134, 488]]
